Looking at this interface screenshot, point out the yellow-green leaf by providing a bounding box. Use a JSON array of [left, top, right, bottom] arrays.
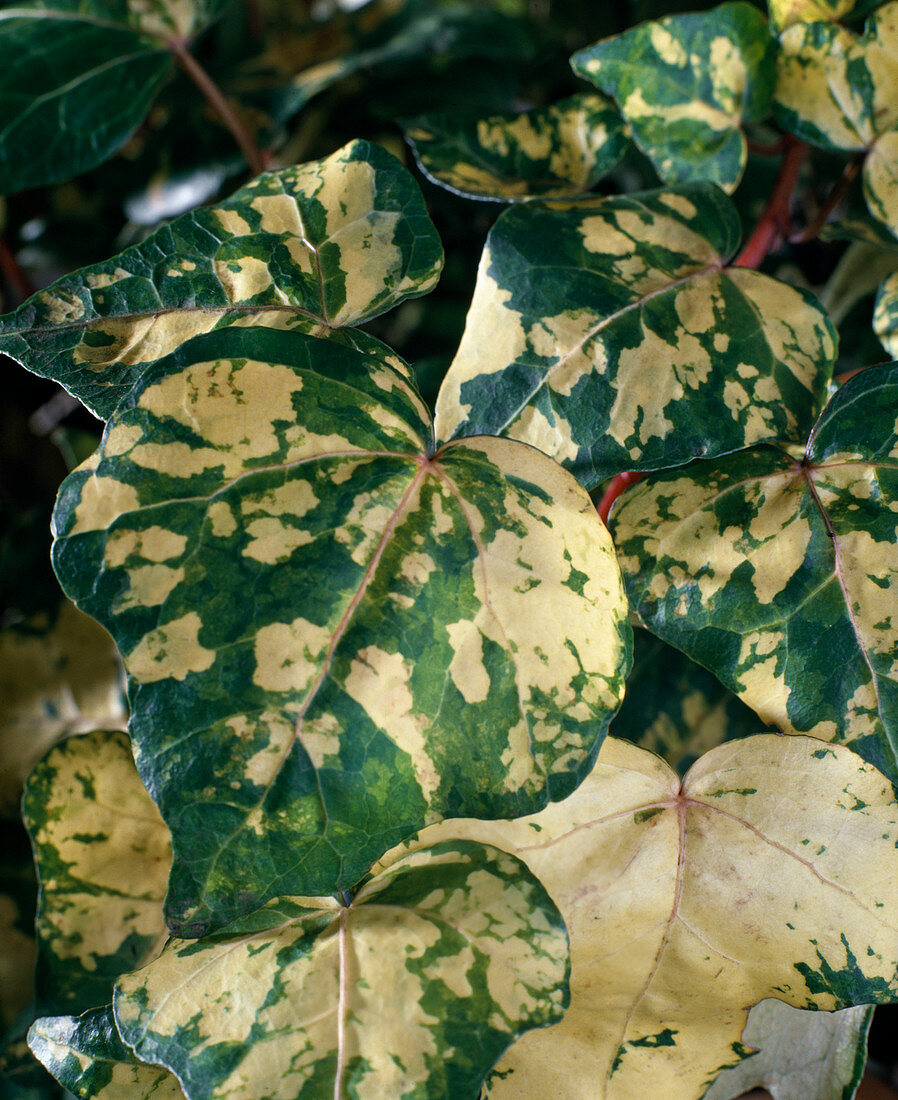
[[112, 842, 569, 1100], [383, 735, 898, 1099], [22, 731, 171, 1016], [768, 0, 857, 32], [864, 126, 898, 240], [874, 268, 898, 356]]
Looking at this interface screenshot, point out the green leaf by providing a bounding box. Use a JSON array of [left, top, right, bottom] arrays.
[[571, 2, 777, 194], [51, 325, 631, 934], [29, 1006, 183, 1100], [0, 140, 443, 420], [112, 841, 569, 1099], [386, 735, 898, 1099], [404, 94, 629, 202], [874, 269, 898, 357], [703, 999, 872, 1100], [22, 731, 171, 1016], [434, 185, 835, 489], [767, 0, 858, 30], [610, 361, 898, 783], [864, 126, 898, 240]]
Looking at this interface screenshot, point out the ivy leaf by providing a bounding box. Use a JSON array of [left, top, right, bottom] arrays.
[[571, 2, 777, 194], [874, 269, 898, 357], [0, 602, 127, 818], [404, 94, 629, 203], [29, 1006, 183, 1100], [22, 731, 171, 1017], [0, 1, 230, 193], [610, 361, 898, 783], [768, 0, 858, 32], [385, 735, 898, 1099], [111, 842, 568, 1100], [703, 999, 871, 1100], [434, 185, 835, 489], [0, 140, 443, 421], [51, 325, 631, 934]]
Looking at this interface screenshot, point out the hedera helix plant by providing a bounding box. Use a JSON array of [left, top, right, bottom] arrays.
[[6, 0, 898, 1097]]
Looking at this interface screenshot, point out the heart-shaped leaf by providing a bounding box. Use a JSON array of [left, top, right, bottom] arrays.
[[571, 2, 777, 194], [875, 269, 898, 357], [404, 94, 629, 202], [22, 731, 171, 1016], [51, 325, 631, 934], [112, 841, 569, 1100], [434, 185, 835, 489], [610, 361, 898, 782], [0, 140, 443, 420], [383, 735, 898, 1099]]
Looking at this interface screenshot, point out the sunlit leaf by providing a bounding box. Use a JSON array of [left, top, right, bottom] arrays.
[[610, 361, 898, 782], [0, 140, 443, 420], [874, 270, 898, 357], [51, 325, 631, 934], [29, 1006, 183, 1100], [571, 2, 776, 194], [434, 185, 835, 489], [0, 602, 127, 818], [404, 94, 629, 202], [385, 735, 898, 1099], [768, 0, 857, 29], [703, 998, 871, 1100], [112, 842, 569, 1099], [864, 126, 898, 241], [22, 731, 171, 1016]]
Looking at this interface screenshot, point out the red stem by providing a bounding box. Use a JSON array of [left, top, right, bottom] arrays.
[[733, 137, 808, 269], [746, 136, 791, 157], [790, 154, 863, 244], [0, 235, 34, 305], [597, 471, 646, 525]]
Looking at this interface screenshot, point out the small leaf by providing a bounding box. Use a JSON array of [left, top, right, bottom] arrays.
[[51, 326, 631, 933], [610, 361, 898, 783], [0, 602, 127, 818], [387, 735, 898, 1099], [435, 185, 835, 489], [22, 731, 171, 1016], [768, 0, 858, 32], [571, 2, 777, 194], [405, 94, 629, 202], [874, 269, 898, 356], [112, 842, 569, 1100], [0, 140, 443, 420], [703, 998, 871, 1100], [29, 1006, 183, 1100]]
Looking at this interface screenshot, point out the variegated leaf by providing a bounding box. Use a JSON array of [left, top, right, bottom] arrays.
[[51, 325, 631, 935], [875, 269, 898, 357], [0, 140, 442, 420], [404, 94, 629, 202], [612, 630, 773, 769], [383, 735, 898, 1099], [29, 1006, 183, 1100], [22, 731, 171, 1016], [703, 999, 871, 1100], [611, 361, 898, 782], [768, 0, 857, 31], [0, 602, 127, 818], [571, 3, 777, 194], [434, 186, 835, 489], [864, 126, 898, 240], [112, 842, 569, 1100]]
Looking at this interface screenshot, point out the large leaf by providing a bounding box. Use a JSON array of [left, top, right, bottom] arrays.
[[0, 602, 127, 817], [703, 999, 872, 1100], [51, 325, 631, 934], [610, 361, 898, 783], [434, 185, 835, 489], [22, 731, 171, 1017], [384, 735, 898, 1099], [571, 3, 777, 194], [0, 140, 443, 420], [111, 842, 569, 1100], [0, 1, 229, 193], [404, 94, 629, 202]]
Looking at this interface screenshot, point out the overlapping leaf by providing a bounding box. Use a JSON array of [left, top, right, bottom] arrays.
[[0, 602, 127, 817], [611, 361, 898, 782], [404, 94, 629, 202], [434, 185, 835, 489], [22, 731, 171, 1016], [0, 1, 230, 193], [768, 0, 857, 31], [571, 3, 777, 194], [703, 999, 871, 1100], [875, 269, 898, 357], [111, 842, 568, 1100], [384, 735, 898, 1098], [51, 325, 630, 934], [0, 140, 443, 420]]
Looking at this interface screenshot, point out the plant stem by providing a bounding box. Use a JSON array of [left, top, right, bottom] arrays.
[[734, 137, 808, 269], [243, 0, 265, 39], [597, 471, 646, 525], [746, 136, 791, 157], [790, 154, 864, 244], [0, 234, 34, 305], [168, 38, 267, 177]]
